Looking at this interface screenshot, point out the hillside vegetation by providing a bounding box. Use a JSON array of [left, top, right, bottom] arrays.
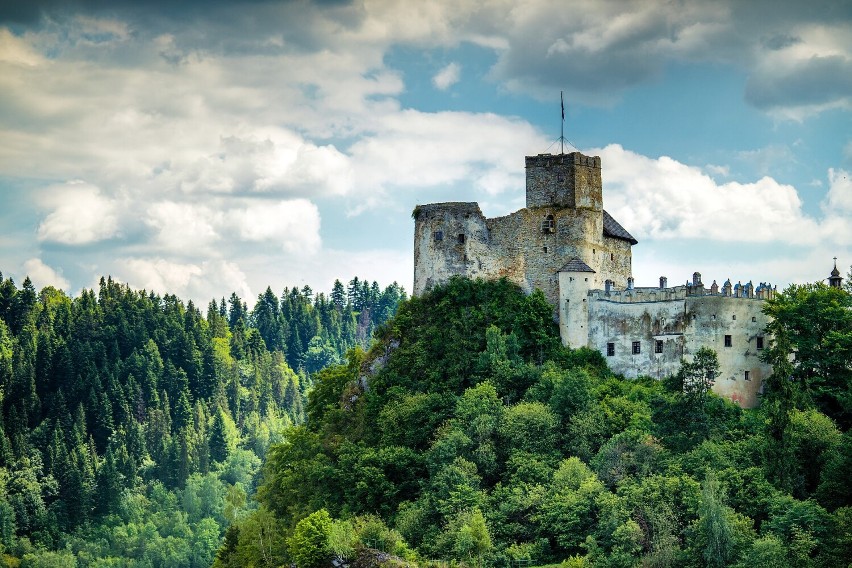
[[0, 272, 404, 567], [220, 276, 852, 568]]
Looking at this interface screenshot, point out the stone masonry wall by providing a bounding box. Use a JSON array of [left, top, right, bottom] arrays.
[[584, 284, 771, 408]]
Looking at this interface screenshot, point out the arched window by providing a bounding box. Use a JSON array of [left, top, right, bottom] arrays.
[[542, 214, 555, 233]]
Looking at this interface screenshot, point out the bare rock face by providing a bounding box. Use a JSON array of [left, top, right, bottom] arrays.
[[346, 548, 412, 568]]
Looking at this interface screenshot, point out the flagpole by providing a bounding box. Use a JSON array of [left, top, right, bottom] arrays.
[[560, 91, 564, 155]]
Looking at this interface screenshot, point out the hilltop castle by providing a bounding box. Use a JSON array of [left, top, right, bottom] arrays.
[[413, 151, 778, 407]]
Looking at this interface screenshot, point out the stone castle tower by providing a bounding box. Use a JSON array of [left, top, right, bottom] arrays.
[[413, 151, 637, 350]]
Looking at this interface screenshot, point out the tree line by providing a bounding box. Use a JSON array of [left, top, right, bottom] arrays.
[[0, 271, 405, 567]]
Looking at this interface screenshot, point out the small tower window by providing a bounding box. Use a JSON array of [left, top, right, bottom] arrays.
[[757, 336, 764, 350], [542, 215, 555, 233], [752, 316, 756, 322], [457, 234, 465, 244], [607, 343, 615, 356], [744, 371, 750, 381], [655, 340, 663, 354], [732, 315, 736, 321], [433, 231, 443, 242], [543, 246, 548, 253], [632, 341, 641, 354], [724, 335, 732, 347]]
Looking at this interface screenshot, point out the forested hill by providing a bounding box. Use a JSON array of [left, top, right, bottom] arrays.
[[220, 276, 852, 568], [0, 271, 405, 566]]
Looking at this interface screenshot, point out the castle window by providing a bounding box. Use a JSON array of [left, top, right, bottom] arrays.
[[457, 234, 465, 244], [611, 253, 614, 261], [655, 340, 663, 354], [607, 343, 615, 356], [744, 371, 750, 381], [542, 215, 555, 233], [433, 231, 443, 242], [732, 315, 736, 321], [543, 247, 548, 253], [724, 335, 732, 347], [752, 316, 756, 322], [632, 341, 641, 354], [757, 336, 764, 350]]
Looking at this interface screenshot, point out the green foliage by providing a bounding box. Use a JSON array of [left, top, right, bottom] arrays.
[[288, 509, 332, 568], [0, 271, 405, 565], [220, 276, 852, 567]]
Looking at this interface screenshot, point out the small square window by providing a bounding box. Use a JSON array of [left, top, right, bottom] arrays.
[[712, 314, 716, 320], [752, 316, 757, 322], [433, 231, 443, 241], [607, 343, 615, 356], [457, 234, 465, 244], [757, 336, 764, 350], [632, 341, 641, 355], [732, 315, 736, 321], [724, 335, 732, 347], [744, 371, 750, 381], [655, 340, 663, 354]]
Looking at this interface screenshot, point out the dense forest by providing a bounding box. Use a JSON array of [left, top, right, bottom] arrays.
[[0, 272, 405, 567], [218, 276, 852, 568]]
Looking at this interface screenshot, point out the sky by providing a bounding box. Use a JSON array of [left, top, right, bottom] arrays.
[[1, 0, 851, 307]]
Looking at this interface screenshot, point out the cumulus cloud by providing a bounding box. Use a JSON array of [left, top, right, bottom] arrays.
[[349, 110, 546, 199], [433, 62, 461, 90], [597, 144, 821, 244], [224, 199, 322, 254], [22, 258, 70, 290], [37, 181, 120, 244], [825, 168, 852, 212], [115, 258, 253, 304]]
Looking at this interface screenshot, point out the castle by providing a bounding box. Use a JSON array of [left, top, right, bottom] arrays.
[[413, 151, 779, 407]]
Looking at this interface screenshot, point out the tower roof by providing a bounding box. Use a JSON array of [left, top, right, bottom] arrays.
[[558, 258, 595, 273], [603, 210, 638, 245]]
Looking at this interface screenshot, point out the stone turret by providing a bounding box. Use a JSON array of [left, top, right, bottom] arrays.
[[526, 152, 602, 210]]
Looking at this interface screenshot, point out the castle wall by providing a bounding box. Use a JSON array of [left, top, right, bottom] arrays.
[[583, 285, 770, 408], [587, 287, 687, 380], [413, 202, 500, 295], [684, 295, 769, 407], [558, 270, 593, 348]]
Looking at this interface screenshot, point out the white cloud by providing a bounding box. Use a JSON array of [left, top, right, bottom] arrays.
[[22, 258, 70, 291], [349, 110, 547, 198], [144, 201, 219, 252], [825, 168, 852, 212], [433, 62, 461, 90], [0, 28, 44, 66], [37, 181, 120, 244], [115, 258, 253, 304], [224, 199, 322, 255], [597, 144, 820, 244], [705, 164, 730, 177]]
